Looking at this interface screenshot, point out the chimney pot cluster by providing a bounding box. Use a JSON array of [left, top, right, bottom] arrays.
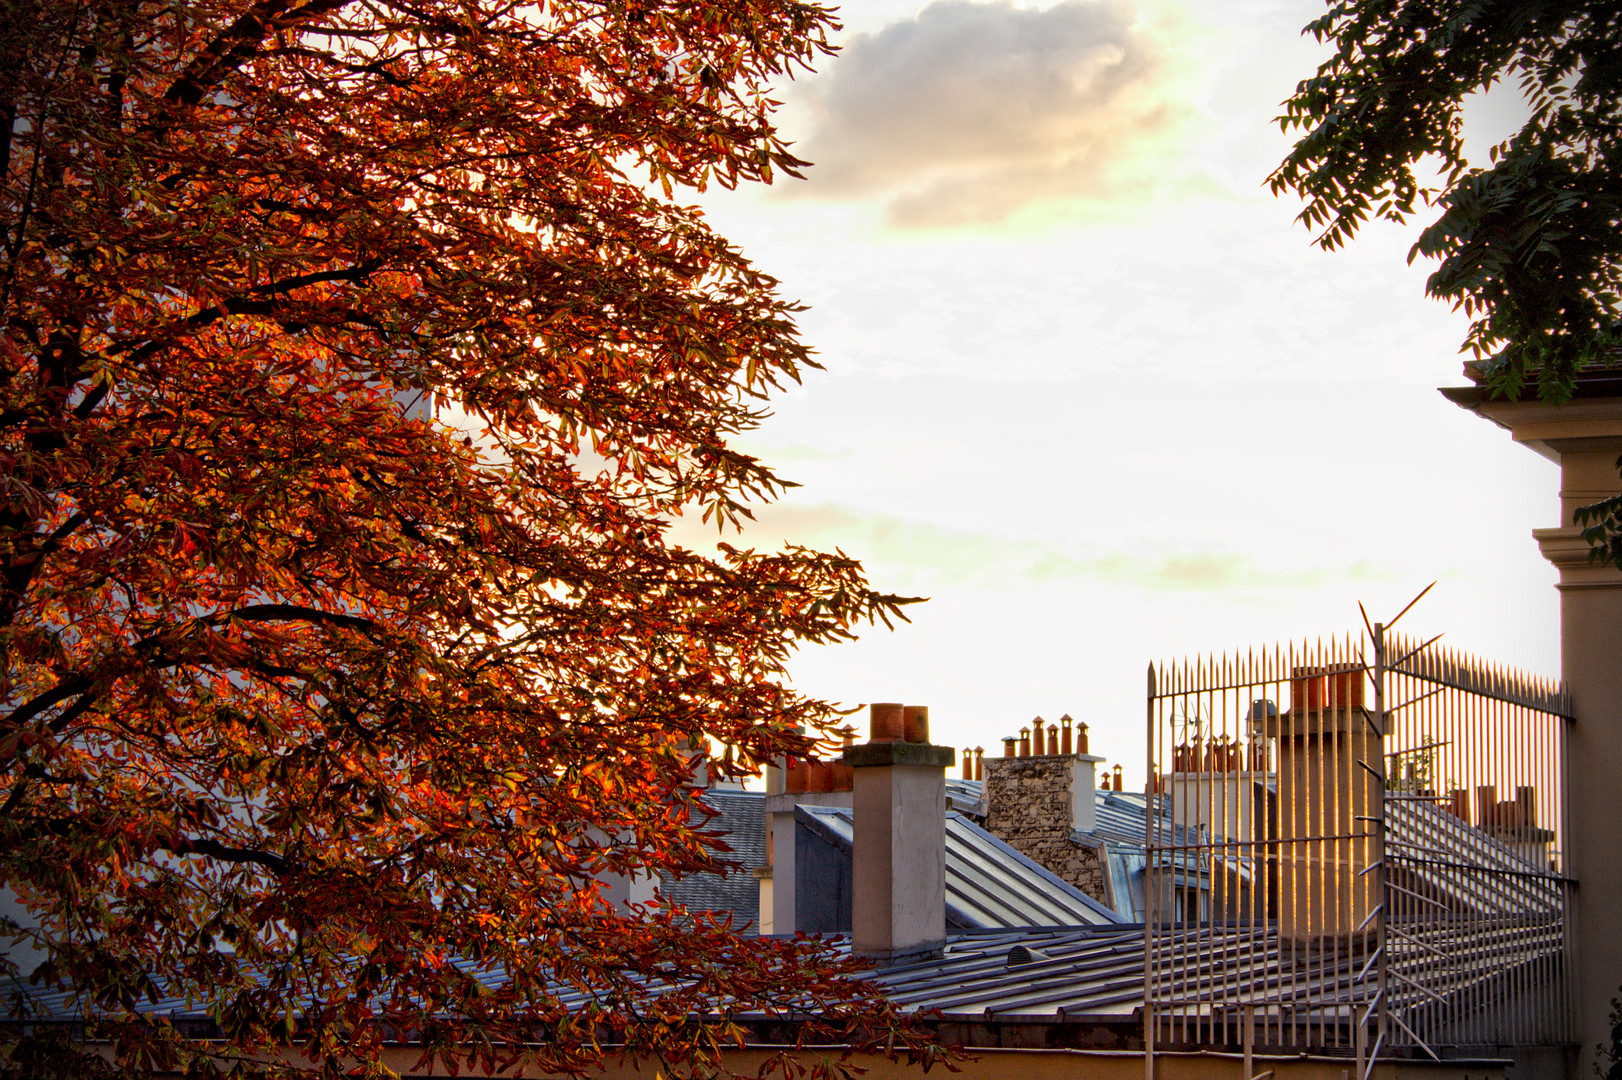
[[1463, 783, 1539, 831], [961, 746, 986, 781], [868, 702, 935, 745], [1000, 715, 1087, 758], [784, 755, 853, 794], [1171, 735, 1269, 774], [1289, 666, 1365, 711]]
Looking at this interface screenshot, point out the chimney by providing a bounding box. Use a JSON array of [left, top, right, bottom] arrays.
[[980, 718, 1106, 901], [1069, 749, 1103, 833], [981, 724, 1103, 835], [1516, 785, 1538, 827], [844, 702, 953, 964], [764, 726, 854, 936], [1269, 665, 1380, 942]]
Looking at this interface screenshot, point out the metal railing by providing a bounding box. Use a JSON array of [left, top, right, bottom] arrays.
[[1143, 612, 1572, 1077]]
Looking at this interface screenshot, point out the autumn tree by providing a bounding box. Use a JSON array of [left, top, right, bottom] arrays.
[[1270, 0, 1622, 404], [0, 0, 927, 1075]]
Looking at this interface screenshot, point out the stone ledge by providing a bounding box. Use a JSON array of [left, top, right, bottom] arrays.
[[763, 790, 854, 814], [842, 743, 955, 769]]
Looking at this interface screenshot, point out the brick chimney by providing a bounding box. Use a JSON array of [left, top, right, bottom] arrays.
[[1267, 666, 1380, 942], [843, 703, 953, 964]]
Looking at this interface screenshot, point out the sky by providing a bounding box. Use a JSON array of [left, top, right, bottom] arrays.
[[666, 0, 1564, 778]]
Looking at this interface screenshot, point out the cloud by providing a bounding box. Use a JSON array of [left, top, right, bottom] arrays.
[[671, 502, 1393, 595], [786, 0, 1192, 226]]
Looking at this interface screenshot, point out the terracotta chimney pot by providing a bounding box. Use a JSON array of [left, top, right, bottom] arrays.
[[903, 705, 930, 744], [786, 758, 809, 794], [870, 702, 905, 743], [831, 761, 854, 792], [1517, 785, 1538, 825], [806, 759, 833, 793]]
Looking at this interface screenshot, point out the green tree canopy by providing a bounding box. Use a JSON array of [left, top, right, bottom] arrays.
[[1270, 0, 1622, 403]]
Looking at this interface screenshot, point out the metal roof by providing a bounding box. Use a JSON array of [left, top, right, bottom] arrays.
[[658, 789, 765, 926], [796, 805, 1123, 929], [10, 785, 1564, 1041], [1384, 797, 1564, 916], [13, 913, 1561, 1033], [865, 926, 1148, 1020]]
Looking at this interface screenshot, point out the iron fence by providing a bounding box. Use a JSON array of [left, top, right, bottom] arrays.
[[1143, 618, 1572, 1078]]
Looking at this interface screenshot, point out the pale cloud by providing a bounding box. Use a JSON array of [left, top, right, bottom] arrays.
[[671, 502, 1395, 595], [786, 0, 1194, 226]]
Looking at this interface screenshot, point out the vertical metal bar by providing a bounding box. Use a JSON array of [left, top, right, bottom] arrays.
[[1289, 639, 1300, 1051], [1145, 661, 1157, 1080], [1244, 1003, 1254, 1080], [1355, 999, 1367, 1080], [1560, 684, 1575, 1044], [1314, 636, 1327, 1049], [1470, 656, 1486, 1047], [1372, 623, 1390, 1060]]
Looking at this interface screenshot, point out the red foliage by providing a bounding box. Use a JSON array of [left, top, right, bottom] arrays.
[[0, 0, 928, 1073]]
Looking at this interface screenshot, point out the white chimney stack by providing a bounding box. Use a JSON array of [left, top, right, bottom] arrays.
[[844, 703, 953, 964], [1069, 753, 1104, 834]]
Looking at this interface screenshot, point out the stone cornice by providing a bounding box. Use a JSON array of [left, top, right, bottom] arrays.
[[1440, 389, 1622, 463], [1534, 526, 1622, 589]]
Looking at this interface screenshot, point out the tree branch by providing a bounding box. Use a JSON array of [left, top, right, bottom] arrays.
[[162, 0, 354, 109], [249, 259, 383, 296], [161, 836, 290, 873], [3, 675, 95, 732], [221, 604, 376, 632]]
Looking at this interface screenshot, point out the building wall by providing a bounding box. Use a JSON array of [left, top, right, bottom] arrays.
[[366, 1043, 1510, 1080], [982, 756, 1106, 902]]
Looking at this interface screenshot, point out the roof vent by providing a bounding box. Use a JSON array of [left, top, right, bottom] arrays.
[[1005, 944, 1049, 967]]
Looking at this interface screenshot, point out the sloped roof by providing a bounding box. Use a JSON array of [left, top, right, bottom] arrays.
[[796, 805, 1123, 929], [14, 914, 1562, 1035], [1086, 789, 1158, 847], [1385, 797, 1564, 916], [658, 789, 765, 927], [869, 926, 1147, 1020]]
